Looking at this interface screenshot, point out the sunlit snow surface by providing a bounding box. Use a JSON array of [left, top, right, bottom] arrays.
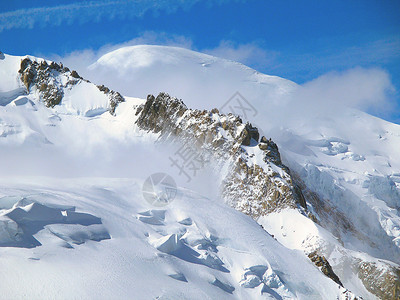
[[0, 47, 399, 299], [0, 177, 349, 299]]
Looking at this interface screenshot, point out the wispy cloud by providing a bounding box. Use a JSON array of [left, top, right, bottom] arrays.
[[298, 67, 397, 117], [204, 40, 279, 70], [0, 0, 233, 32], [270, 36, 400, 82]]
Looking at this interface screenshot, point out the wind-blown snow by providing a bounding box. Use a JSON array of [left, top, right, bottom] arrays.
[[0, 177, 355, 299], [87, 45, 296, 113]]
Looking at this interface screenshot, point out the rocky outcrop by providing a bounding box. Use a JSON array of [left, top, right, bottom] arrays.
[[308, 250, 343, 286], [18, 57, 124, 113], [96, 84, 124, 115], [135, 92, 306, 218], [355, 260, 400, 300], [18, 58, 69, 108]]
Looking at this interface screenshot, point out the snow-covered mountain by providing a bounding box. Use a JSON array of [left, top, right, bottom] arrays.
[[0, 46, 399, 299]]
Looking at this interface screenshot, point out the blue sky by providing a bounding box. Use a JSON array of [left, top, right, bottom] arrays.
[[1, 0, 399, 122]]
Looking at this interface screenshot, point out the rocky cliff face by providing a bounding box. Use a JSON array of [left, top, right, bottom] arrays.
[[356, 261, 400, 300], [308, 250, 343, 286], [18, 57, 124, 114], [135, 92, 306, 218]]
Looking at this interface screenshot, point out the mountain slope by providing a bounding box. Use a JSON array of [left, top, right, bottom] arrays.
[[133, 92, 399, 300], [0, 52, 357, 299], [86, 45, 400, 299], [1, 48, 399, 299], [0, 177, 357, 300]]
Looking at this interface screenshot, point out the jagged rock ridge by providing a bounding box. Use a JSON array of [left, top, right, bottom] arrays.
[[135, 92, 307, 218], [18, 57, 124, 114]]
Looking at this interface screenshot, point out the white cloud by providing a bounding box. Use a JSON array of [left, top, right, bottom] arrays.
[[0, 0, 233, 32], [204, 40, 278, 69], [325, 37, 400, 67], [270, 36, 400, 83], [298, 67, 396, 116]]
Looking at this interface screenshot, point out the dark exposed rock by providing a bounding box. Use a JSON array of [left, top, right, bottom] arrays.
[[258, 137, 283, 166], [260, 136, 268, 143], [96, 84, 125, 115], [49, 61, 61, 71], [293, 184, 307, 209], [19, 58, 31, 73], [38, 60, 48, 70], [97, 85, 110, 94], [136, 93, 187, 134], [109, 91, 125, 115], [308, 251, 343, 286], [307, 212, 318, 223], [18, 58, 65, 108], [22, 69, 35, 90], [258, 143, 269, 150], [240, 123, 259, 146], [18, 57, 124, 113], [70, 70, 81, 79], [355, 260, 400, 300]]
